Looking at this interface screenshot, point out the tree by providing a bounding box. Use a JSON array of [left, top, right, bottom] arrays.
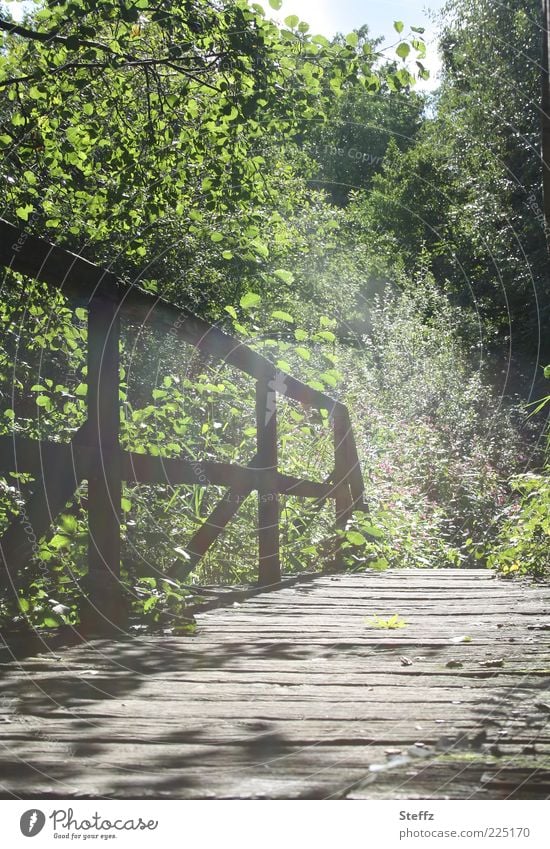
[[0, 2, 427, 268], [348, 0, 549, 355]]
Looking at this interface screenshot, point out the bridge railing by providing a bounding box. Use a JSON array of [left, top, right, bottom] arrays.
[[0, 218, 368, 629]]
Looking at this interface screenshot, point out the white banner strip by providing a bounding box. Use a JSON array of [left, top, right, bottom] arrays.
[[1, 800, 549, 848]]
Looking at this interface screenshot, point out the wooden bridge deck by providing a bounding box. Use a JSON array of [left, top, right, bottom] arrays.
[[1, 568, 549, 800]]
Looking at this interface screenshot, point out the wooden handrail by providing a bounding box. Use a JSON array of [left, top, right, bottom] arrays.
[[0, 219, 368, 630], [0, 218, 336, 411]]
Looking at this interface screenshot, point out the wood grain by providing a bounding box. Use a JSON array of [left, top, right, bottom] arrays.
[[0, 568, 548, 799]]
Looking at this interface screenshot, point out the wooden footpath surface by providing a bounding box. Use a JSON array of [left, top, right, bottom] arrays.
[[0, 568, 549, 799]]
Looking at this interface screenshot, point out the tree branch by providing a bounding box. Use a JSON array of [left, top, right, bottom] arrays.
[[0, 18, 221, 92], [0, 17, 63, 44]]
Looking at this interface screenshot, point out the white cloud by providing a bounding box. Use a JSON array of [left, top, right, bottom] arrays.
[[270, 0, 340, 36]]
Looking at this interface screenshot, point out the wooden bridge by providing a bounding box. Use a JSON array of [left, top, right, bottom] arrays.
[[1, 223, 549, 799], [0, 567, 549, 799]]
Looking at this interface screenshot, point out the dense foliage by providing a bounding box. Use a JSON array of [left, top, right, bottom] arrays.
[[0, 0, 549, 634]]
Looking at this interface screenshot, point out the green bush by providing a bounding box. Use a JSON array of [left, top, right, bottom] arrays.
[[486, 472, 550, 579], [341, 271, 535, 571]]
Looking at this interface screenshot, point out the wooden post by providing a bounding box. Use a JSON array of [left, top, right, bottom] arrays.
[[84, 291, 124, 632], [542, 0, 550, 231], [333, 404, 354, 569], [255, 376, 281, 586], [340, 407, 367, 510]]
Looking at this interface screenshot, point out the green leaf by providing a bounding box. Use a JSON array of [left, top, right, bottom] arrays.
[[139, 576, 157, 587], [18, 597, 30, 613], [240, 292, 261, 310], [121, 497, 132, 512], [396, 42, 410, 60], [346, 531, 367, 546], [250, 239, 269, 258], [369, 557, 389, 571], [49, 534, 71, 550], [75, 383, 87, 396], [210, 232, 224, 242], [142, 596, 158, 613], [271, 310, 294, 323], [284, 15, 299, 28], [345, 32, 358, 47], [224, 305, 238, 319], [544, 365, 550, 379], [394, 21, 404, 33], [527, 395, 550, 416], [16, 205, 34, 221], [276, 359, 292, 371], [60, 514, 77, 533], [320, 371, 338, 387], [274, 269, 295, 285], [269, 0, 283, 8], [361, 523, 385, 539]]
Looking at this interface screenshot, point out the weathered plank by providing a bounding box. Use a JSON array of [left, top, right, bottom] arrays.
[[0, 568, 549, 799]]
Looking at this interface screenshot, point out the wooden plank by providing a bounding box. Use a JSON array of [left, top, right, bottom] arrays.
[[0, 218, 117, 302], [84, 293, 123, 632], [123, 451, 334, 499], [0, 437, 335, 501], [1, 568, 548, 800], [542, 0, 550, 229], [124, 452, 259, 489], [332, 405, 354, 568], [0, 436, 83, 477], [255, 377, 280, 585], [341, 407, 367, 508]]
